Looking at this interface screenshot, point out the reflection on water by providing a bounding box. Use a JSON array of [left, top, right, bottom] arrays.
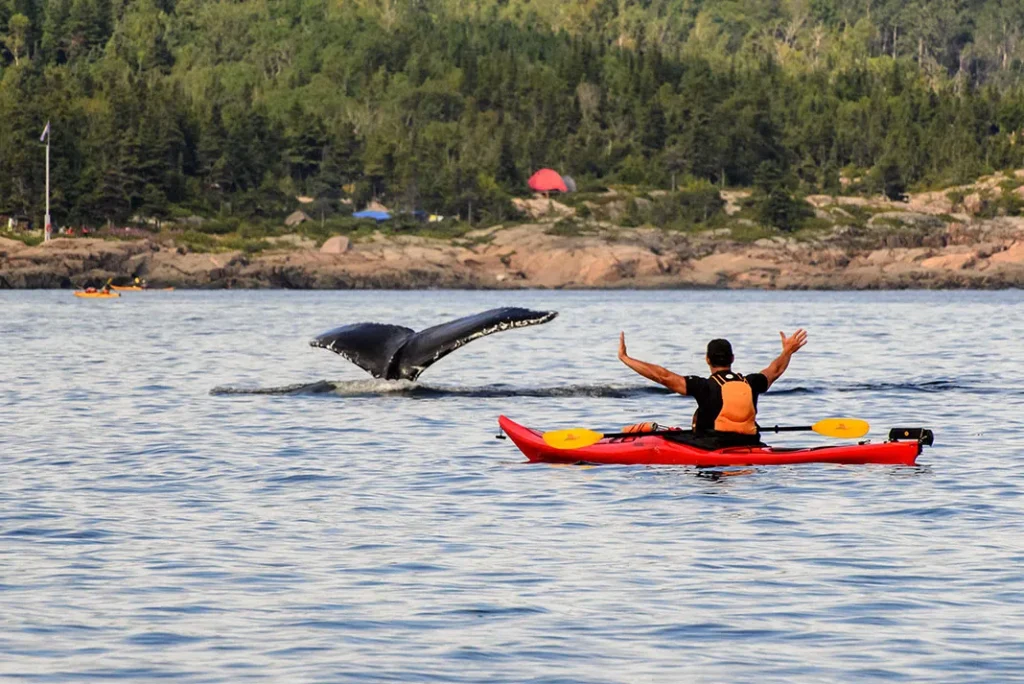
[[1, 289, 1023, 682]]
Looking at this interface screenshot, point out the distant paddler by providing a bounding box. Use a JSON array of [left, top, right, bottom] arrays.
[[75, 278, 120, 298], [111, 277, 160, 292]]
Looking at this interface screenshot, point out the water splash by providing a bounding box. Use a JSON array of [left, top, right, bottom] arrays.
[[209, 378, 1014, 398], [210, 380, 670, 398]]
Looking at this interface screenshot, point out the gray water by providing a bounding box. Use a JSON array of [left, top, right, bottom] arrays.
[[1, 290, 1022, 682]]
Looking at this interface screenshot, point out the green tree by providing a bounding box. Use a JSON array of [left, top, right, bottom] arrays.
[[753, 160, 812, 231], [2, 12, 29, 64], [867, 154, 908, 201]]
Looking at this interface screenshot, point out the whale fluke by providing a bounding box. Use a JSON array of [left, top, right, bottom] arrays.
[[310, 322, 415, 379], [310, 307, 557, 380]]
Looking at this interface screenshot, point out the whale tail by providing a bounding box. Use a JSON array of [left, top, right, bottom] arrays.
[[310, 322, 415, 379], [310, 307, 558, 380]]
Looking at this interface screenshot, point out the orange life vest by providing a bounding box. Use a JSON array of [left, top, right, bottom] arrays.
[[711, 373, 758, 435]]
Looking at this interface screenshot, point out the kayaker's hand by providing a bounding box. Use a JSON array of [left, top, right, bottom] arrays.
[[780, 329, 808, 355], [617, 333, 688, 394]]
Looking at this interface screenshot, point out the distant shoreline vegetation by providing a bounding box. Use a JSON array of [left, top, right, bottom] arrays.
[[2, 0, 1024, 232]]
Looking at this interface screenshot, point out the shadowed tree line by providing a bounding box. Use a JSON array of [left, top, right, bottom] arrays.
[[3, 0, 1024, 228]]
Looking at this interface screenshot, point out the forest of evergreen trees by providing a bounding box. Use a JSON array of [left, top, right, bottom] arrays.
[[3, 0, 1024, 228]]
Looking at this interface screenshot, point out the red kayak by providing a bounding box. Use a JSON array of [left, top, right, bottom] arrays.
[[497, 416, 930, 467]]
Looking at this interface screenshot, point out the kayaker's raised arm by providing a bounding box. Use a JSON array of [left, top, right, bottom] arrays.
[[618, 332, 688, 395], [760, 329, 808, 388]]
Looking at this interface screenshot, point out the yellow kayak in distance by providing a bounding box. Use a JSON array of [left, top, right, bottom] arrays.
[[74, 291, 121, 299], [110, 286, 175, 292]]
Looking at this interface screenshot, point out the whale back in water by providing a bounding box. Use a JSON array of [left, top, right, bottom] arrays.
[[310, 307, 558, 380]]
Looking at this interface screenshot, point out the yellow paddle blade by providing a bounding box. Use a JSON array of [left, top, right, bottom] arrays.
[[812, 418, 870, 439], [542, 428, 605, 450]]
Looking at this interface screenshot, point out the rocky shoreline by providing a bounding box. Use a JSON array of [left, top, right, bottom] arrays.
[[3, 218, 1024, 290], [5, 183, 1024, 290]]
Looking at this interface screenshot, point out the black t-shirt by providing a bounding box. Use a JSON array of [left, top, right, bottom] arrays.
[[684, 371, 769, 433]]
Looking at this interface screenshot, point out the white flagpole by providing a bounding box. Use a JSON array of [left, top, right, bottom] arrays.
[[45, 128, 51, 242]]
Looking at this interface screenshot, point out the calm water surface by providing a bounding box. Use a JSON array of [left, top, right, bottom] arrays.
[[1, 290, 1023, 682]]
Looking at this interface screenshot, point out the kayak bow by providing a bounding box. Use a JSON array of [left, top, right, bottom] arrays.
[[498, 415, 930, 467]]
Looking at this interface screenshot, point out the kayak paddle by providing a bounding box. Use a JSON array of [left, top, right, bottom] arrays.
[[764, 418, 870, 439], [542, 418, 870, 450]]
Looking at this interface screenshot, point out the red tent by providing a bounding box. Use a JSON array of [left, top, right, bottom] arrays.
[[528, 168, 568, 193]]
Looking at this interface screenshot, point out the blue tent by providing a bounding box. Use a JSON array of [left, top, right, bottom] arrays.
[[353, 210, 391, 222]]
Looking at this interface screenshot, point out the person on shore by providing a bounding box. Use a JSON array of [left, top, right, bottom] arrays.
[[617, 330, 808, 446]]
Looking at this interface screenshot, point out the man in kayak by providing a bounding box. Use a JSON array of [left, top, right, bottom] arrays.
[[617, 330, 808, 446], [82, 279, 114, 295]]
